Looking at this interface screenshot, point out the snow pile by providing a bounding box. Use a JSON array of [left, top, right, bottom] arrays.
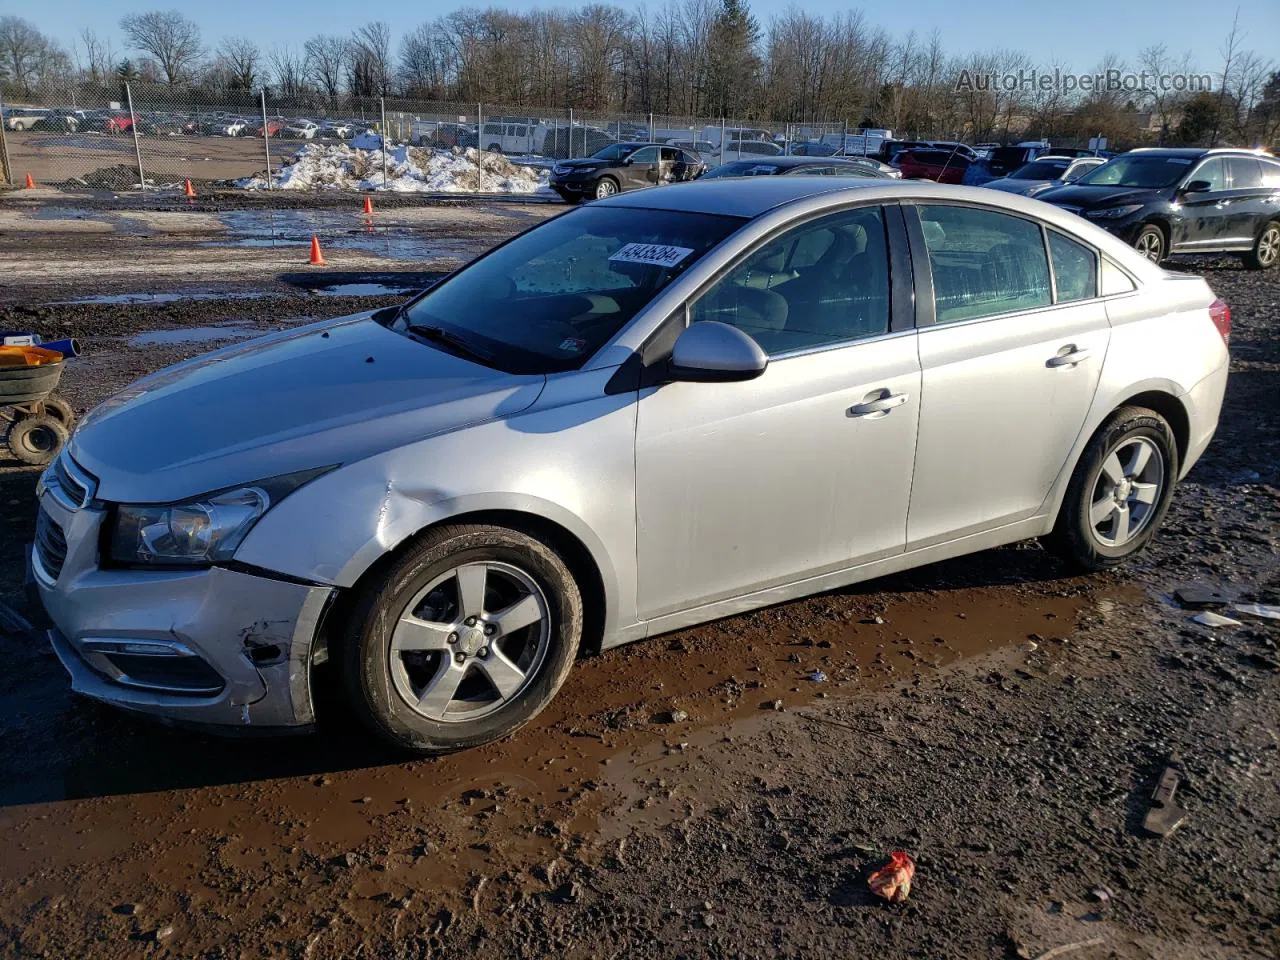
[[236, 143, 550, 194]]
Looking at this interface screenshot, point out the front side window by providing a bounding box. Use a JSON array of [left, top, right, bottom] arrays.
[[1189, 158, 1227, 191], [1048, 231, 1097, 303], [689, 207, 890, 355], [397, 206, 742, 373], [918, 204, 1052, 323]]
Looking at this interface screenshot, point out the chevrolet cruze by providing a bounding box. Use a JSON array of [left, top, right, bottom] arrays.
[[33, 179, 1229, 752]]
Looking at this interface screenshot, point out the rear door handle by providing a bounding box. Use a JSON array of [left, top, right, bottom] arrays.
[[1047, 346, 1092, 368], [849, 390, 909, 417]]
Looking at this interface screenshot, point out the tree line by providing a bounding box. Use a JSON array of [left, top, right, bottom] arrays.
[[1, 6, 1277, 147]]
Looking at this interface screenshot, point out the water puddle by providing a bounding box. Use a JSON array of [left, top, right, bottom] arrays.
[[31, 206, 154, 236], [312, 282, 418, 297], [59, 292, 265, 305], [211, 210, 483, 262], [130, 324, 263, 347]]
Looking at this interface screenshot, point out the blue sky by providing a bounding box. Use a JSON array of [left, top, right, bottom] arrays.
[[28, 0, 1280, 73]]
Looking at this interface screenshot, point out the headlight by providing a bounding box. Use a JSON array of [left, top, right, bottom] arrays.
[[108, 467, 332, 567], [552, 165, 569, 175], [1085, 204, 1143, 219]]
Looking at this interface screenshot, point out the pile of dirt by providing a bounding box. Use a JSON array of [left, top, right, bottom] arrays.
[[54, 164, 146, 191]]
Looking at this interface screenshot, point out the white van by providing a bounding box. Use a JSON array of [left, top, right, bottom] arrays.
[[478, 120, 544, 155]]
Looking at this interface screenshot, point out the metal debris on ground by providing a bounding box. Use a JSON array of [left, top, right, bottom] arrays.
[[1191, 611, 1242, 628], [1141, 759, 1187, 838], [867, 850, 915, 903], [1234, 603, 1280, 621], [1173, 584, 1230, 609], [809, 670, 828, 683]]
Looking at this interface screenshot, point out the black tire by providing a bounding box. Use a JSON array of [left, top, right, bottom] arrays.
[[593, 177, 619, 200], [7, 413, 69, 466], [1046, 406, 1179, 572], [40, 394, 74, 427], [1134, 223, 1166, 264], [1241, 220, 1279, 271], [340, 524, 583, 753], [487, 143, 503, 154]]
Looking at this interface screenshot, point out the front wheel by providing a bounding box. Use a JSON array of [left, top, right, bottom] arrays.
[[1242, 220, 1279, 271], [1134, 224, 1166, 264], [340, 524, 583, 753], [593, 177, 618, 200], [7, 413, 68, 466], [1046, 406, 1179, 571]]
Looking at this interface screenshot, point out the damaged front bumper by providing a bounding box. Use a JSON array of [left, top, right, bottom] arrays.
[[33, 482, 335, 730]]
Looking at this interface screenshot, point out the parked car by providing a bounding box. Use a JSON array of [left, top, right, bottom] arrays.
[[722, 139, 783, 157], [256, 120, 285, 137], [4, 107, 50, 131], [981, 156, 1106, 196], [31, 109, 84, 133], [701, 156, 894, 180], [417, 121, 470, 148], [284, 120, 319, 140], [832, 153, 902, 177], [218, 118, 250, 137], [319, 120, 353, 139], [540, 126, 618, 161], [31, 178, 1228, 751], [550, 142, 705, 201], [891, 147, 971, 183], [1038, 147, 1280, 268], [666, 138, 717, 159]]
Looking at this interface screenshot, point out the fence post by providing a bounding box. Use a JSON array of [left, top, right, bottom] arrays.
[[380, 97, 389, 187], [260, 90, 273, 190], [841, 119, 848, 155], [125, 83, 147, 191], [648, 112, 654, 141], [720, 118, 725, 165], [568, 108, 574, 160], [0, 91, 12, 185], [476, 103, 484, 192]]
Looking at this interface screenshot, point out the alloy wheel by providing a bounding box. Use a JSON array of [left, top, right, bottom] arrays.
[[1136, 229, 1163, 263], [595, 179, 617, 199], [1089, 436, 1165, 548], [388, 561, 551, 723], [1258, 225, 1280, 267]]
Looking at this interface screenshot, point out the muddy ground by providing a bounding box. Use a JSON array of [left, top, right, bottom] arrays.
[[0, 189, 1277, 960]]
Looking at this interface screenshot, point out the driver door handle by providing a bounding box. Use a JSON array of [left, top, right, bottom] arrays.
[[1047, 345, 1092, 368], [849, 390, 909, 417]]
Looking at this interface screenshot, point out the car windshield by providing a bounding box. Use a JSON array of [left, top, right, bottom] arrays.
[[702, 161, 781, 178], [590, 143, 639, 162], [395, 206, 744, 374], [1011, 160, 1069, 180], [1076, 155, 1193, 188]]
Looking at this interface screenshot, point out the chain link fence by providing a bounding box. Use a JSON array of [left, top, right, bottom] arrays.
[[0, 81, 881, 194]]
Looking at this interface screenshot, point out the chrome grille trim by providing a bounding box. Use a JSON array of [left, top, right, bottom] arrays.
[[45, 452, 97, 512], [34, 508, 68, 581]]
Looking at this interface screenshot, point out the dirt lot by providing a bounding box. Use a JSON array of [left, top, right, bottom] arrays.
[[0, 189, 1277, 959]]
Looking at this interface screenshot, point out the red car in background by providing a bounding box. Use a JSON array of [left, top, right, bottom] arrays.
[[256, 120, 285, 137], [891, 147, 972, 183], [104, 113, 134, 134]]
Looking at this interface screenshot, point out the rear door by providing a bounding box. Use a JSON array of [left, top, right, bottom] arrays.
[[1222, 156, 1275, 246], [905, 202, 1110, 546]]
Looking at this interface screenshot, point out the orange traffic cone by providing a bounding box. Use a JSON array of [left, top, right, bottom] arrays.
[[308, 235, 327, 266], [24, 173, 36, 189], [362, 195, 373, 215], [184, 178, 196, 198]]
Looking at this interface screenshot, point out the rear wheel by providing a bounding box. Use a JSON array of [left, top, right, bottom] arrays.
[[1134, 224, 1166, 264], [1046, 406, 1178, 571], [40, 394, 74, 427], [340, 524, 583, 753], [1242, 220, 1279, 270]]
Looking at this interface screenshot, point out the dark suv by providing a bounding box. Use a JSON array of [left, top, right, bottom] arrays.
[[549, 142, 705, 202], [1038, 148, 1280, 269]]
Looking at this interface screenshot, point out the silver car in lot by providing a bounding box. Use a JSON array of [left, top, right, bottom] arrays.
[[32, 179, 1230, 752]]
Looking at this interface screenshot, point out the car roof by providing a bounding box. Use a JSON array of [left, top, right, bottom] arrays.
[[717, 156, 876, 169]]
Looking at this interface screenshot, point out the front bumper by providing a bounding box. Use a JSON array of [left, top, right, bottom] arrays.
[[32, 481, 334, 730]]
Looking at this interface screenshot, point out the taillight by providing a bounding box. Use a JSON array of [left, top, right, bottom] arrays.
[[1208, 298, 1231, 344]]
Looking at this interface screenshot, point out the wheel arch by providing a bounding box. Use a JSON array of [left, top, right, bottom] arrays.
[[331, 504, 612, 658], [1117, 389, 1190, 469]]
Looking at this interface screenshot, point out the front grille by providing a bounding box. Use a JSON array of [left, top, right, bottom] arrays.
[[34, 508, 67, 581], [52, 455, 89, 507]]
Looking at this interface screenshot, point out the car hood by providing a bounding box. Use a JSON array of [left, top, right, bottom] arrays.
[[1036, 184, 1162, 209], [71, 313, 545, 504], [982, 177, 1047, 195], [554, 158, 607, 171]]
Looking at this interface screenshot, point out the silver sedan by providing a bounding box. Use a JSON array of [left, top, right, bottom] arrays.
[[33, 179, 1230, 752]]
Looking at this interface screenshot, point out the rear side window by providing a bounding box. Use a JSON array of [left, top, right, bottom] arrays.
[[1226, 157, 1262, 188], [918, 205, 1052, 323], [1100, 259, 1137, 295], [1262, 160, 1280, 187], [1048, 231, 1097, 302]]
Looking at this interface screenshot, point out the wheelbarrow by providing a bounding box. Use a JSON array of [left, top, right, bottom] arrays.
[[0, 346, 76, 466]]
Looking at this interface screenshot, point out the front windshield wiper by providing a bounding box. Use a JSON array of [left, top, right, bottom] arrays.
[[405, 321, 496, 365]]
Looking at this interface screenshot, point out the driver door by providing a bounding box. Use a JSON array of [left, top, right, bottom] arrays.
[[624, 146, 661, 188], [634, 205, 920, 619]]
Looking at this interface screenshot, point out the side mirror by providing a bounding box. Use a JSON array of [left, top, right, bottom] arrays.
[[668, 321, 768, 383], [1182, 179, 1212, 194]]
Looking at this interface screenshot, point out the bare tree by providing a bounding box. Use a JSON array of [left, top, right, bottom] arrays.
[[78, 28, 116, 86], [305, 35, 349, 105], [217, 35, 260, 92], [352, 21, 393, 97], [119, 10, 204, 85], [1211, 9, 1245, 146], [268, 44, 310, 101], [0, 16, 71, 92]]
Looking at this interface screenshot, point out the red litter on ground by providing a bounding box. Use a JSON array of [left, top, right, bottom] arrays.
[[867, 850, 915, 903]]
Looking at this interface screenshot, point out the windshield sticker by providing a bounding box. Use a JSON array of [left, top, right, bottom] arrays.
[[609, 243, 695, 268], [558, 337, 588, 353]]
